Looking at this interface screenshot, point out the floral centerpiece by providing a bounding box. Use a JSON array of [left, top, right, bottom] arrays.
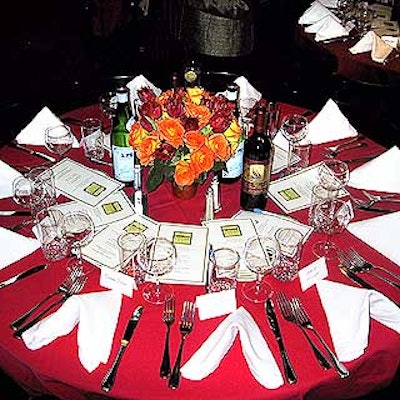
[[129, 86, 243, 193]]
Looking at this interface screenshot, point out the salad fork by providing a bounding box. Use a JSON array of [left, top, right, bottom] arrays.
[[168, 301, 195, 389], [13, 275, 87, 338], [160, 295, 175, 378], [325, 142, 367, 158], [10, 268, 81, 330], [275, 292, 331, 370], [291, 297, 350, 379], [324, 136, 363, 153]]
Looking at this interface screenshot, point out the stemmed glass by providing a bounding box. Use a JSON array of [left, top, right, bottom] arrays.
[[99, 91, 117, 133], [136, 237, 177, 305], [280, 114, 308, 175], [242, 235, 280, 303], [318, 159, 350, 194], [312, 198, 353, 259], [44, 124, 75, 157], [61, 210, 95, 275]]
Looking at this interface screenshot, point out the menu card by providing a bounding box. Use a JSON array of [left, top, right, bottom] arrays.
[[51, 158, 124, 207]]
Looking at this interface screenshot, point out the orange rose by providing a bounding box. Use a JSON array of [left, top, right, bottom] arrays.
[[190, 146, 215, 175], [223, 119, 243, 152], [184, 130, 206, 152], [136, 135, 159, 165], [174, 159, 196, 186], [185, 103, 212, 128], [156, 117, 185, 148], [129, 122, 149, 148], [208, 133, 231, 161]]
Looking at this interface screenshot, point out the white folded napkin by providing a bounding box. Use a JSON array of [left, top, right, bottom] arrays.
[[22, 290, 122, 373], [347, 211, 400, 266], [315, 15, 352, 42], [196, 289, 237, 320], [0, 227, 40, 270], [348, 146, 400, 193], [126, 74, 162, 117], [234, 76, 262, 102], [316, 279, 400, 362], [299, 1, 332, 25], [16, 106, 79, 147], [319, 0, 337, 7], [0, 160, 22, 200], [349, 31, 394, 63], [181, 306, 283, 389]]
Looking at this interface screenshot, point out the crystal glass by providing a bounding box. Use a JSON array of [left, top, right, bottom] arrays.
[[280, 114, 308, 174], [137, 237, 177, 305], [44, 124, 74, 157], [61, 210, 95, 275], [99, 91, 117, 133], [242, 235, 280, 303], [312, 198, 352, 259], [318, 159, 350, 193]]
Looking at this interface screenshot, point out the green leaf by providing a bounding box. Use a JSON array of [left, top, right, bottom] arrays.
[[147, 164, 165, 192]]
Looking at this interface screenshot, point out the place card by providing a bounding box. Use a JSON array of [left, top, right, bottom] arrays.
[[299, 257, 328, 291], [51, 158, 124, 207], [100, 268, 136, 298], [196, 289, 237, 320]]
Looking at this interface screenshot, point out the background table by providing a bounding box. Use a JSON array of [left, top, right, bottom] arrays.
[[0, 103, 399, 400]]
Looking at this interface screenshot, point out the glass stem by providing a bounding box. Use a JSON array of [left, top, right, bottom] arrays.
[[255, 273, 263, 293], [287, 142, 293, 171]]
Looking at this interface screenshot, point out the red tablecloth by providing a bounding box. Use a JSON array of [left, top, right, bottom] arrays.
[[0, 103, 399, 400]]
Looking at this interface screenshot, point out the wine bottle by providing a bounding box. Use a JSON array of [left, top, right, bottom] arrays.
[[220, 82, 243, 183], [111, 86, 134, 185], [240, 105, 274, 210]]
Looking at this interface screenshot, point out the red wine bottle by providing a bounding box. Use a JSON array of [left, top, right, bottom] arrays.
[[240, 105, 274, 210]]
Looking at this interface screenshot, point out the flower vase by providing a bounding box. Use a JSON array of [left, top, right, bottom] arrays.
[[171, 182, 198, 200]]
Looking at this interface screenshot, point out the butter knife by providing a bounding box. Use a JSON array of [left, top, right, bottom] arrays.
[[9, 141, 56, 163], [265, 299, 297, 384], [0, 265, 47, 289], [101, 306, 144, 392]]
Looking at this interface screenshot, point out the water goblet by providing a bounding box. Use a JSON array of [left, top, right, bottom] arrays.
[[241, 235, 280, 303], [312, 198, 353, 259], [136, 237, 177, 305], [44, 124, 75, 157], [318, 159, 350, 194], [61, 210, 95, 275], [280, 114, 308, 175]]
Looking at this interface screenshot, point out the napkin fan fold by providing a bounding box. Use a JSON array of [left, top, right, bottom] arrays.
[[181, 306, 283, 389]]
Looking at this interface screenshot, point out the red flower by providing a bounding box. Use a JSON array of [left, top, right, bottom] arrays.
[[138, 87, 157, 103], [209, 112, 231, 133]]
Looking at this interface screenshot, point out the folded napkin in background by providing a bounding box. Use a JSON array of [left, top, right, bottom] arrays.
[[15, 106, 79, 147], [273, 98, 357, 147], [347, 211, 400, 266], [0, 227, 40, 270], [126, 74, 161, 117], [298, 1, 332, 25], [314, 15, 352, 42], [234, 76, 262, 102], [316, 279, 400, 362], [349, 31, 394, 63], [348, 146, 400, 193], [22, 290, 122, 373], [319, 0, 338, 7], [181, 306, 283, 389], [0, 160, 22, 200]]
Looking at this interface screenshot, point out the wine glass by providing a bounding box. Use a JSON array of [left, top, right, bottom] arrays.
[[136, 237, 177, 305], [44, 124, 74, 157], [99, 91, 117, 133], [312, 198, 353, 259], [61, 210, 95, 275], [280, 114, 308, 175], [242, 235, 280, 303], [318, 159, 350, 195]]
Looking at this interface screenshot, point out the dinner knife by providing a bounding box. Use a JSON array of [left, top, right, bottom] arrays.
[[101, 305, 144, 392], [0, 210, 31, 217], [0, 265, 47, 289], [9, 141, 56, 163], [265, 298, 297, 384], [339, 265, 377, 291], [356, 205, 397, 214]]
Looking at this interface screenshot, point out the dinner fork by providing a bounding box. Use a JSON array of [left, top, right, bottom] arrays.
[[13, 275, 87, 338], [168, 301, 195, 389], [325, 142, 367, 158], [10, 268, 81, 331], [324, 135, 364, 154], [362, 191, 400, 206], [340, 249, 400, 290], [160, 295, 175, 378], [275, 292, 331, 370], [291, 297, 350, 379]]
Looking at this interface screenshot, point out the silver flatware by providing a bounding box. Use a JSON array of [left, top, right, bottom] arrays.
[[0, 264, 47, 289], [356, 205, 397, 213], [9, 141, 56, 163], [0, 210, 31, 217], [324, 135, 364, 154], [89, 157, 112, 167], [291, 297, 350, 379], [326, 142, 367, 158], [339, 264, 378, 291], [265, 298, 297, 384], [160, 295, 175, 379], [342, 156, 376, 164]]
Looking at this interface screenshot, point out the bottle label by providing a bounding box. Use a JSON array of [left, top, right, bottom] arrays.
[[242, 158, 272, 196], [112, 145, 134, 182], [222, 141, 244, 179]]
